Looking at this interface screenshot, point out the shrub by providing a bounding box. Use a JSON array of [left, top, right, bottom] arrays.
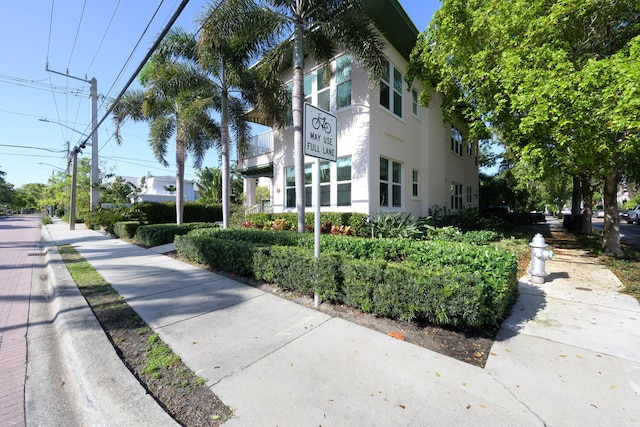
[[41, 216, 53, 225], [113, 221, 139, 239], [369, 212, 420, 238], [175, 235, 255, 275], [135, 223, 217, 246]]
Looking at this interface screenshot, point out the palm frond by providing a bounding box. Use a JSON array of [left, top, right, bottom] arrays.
[[148, 116, 175, 167]]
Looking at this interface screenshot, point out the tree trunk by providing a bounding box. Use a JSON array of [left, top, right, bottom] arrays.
[[571, 175, 581, 215], [293, 23, 306, 233], [602, 168, 623, 257], [221, 79, 230, 229], [580, 174, 593, 234], [176, 140, 185, 225]]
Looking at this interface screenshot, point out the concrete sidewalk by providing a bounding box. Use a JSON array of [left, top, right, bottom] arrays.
[[34, 218, 640, 426]]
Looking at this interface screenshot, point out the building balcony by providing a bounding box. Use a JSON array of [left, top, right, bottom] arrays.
[[242, 130, 273, 159]]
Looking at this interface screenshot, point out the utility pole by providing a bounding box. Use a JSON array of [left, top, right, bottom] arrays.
[[69, 149, 78, 231], [90, 77, 99, 210], [46, 66, 99, 211]]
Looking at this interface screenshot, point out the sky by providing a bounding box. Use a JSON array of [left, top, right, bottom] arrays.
[[0, 0, 440, 189]]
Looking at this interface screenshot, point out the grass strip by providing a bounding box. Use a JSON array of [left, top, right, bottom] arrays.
[[57, 244, 232, 426]]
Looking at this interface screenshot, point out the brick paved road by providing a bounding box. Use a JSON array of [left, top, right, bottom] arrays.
[[0, 215, 41, 427]]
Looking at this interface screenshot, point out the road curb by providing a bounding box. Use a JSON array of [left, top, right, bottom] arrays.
[[27, 235, 176, 426]]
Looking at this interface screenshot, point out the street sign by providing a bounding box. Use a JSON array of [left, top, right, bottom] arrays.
[[304, 103, 337, 162]]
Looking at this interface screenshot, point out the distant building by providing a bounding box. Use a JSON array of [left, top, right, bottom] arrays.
[[122, 172, 199, 203]]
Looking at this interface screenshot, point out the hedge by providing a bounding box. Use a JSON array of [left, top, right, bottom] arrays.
[[174, 231, 519, 329], [134, 223, 217, 246], [114, 221, 140, 239], [245, 212, 369, 237], [135, 202, 222, 224]]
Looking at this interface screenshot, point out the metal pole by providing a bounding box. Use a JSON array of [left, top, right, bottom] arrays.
[[70, 150, 78, 230], [313, 158, 320, 307], [90, 77, 99, 210]]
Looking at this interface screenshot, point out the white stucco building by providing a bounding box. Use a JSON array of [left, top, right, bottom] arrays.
[[123, 172, 199, 203], [239, 0, 479, 219]]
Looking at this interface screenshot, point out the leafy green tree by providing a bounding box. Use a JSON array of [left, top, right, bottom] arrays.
[[214, 0, 387, 232], [111, 28, 220, 224], [408, 0, 640, 256], [0, 169, 16, 210], [196, 165, 244, 205], [100, 176, 140, 204]]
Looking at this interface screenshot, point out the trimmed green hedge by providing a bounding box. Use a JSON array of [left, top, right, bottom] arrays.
[[174, 230, 519, 329], [245, 212, 369, 237], [114, 221, 140, 239], [134, 223, 217, 246], [135, 202, 222, 224]]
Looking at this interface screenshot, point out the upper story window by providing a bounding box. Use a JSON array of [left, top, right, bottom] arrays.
[[451, 126, 463, 156], [288, 54, 352, 122], [412, 90, 419, 117], [467, 141, 474, 156], [380, 59, 403, 118], [336, 54, 352, 110]]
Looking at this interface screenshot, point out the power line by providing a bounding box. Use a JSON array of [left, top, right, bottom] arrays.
[[85, 0, 122, 75], [67, 0, 87, 71], [0, 144, 67, 153]]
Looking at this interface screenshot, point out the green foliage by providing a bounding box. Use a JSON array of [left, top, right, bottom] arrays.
[[134, 201, 222, 224], [175, 228, 519, 329], [175, 235, 256, 275], [369, 211, 420, 238], [41, 216, 53, 225], [252, 246, 343, 300], [114, 221, 140, 239], [135, 223, 217, 246]]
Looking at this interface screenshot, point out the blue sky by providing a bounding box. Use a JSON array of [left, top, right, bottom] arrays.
[[0, 0, 439, 189]]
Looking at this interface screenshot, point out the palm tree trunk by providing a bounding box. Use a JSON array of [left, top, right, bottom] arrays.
[[176, 140, 185, 225], [293, 21, 305, 233], [221, 80, 230, 229]]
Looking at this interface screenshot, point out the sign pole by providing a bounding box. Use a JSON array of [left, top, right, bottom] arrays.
[[313, 158, 320, 307], [304, 103, 337, 308]]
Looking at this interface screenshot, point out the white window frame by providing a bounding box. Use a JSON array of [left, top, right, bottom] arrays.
[[336, 156, 352, 206], [380, 157, 402, 208], [412, 169, 419, 199], [451, 126, 463, 157], [451, 182, 463, 210], [380, 59, 403, 118], [411, 89, 419, 117], [466, 185, 473, 206]]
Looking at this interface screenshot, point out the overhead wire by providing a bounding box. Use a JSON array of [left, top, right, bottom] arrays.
[[66, 0, 87, 71], [85, 0, 122, 76]]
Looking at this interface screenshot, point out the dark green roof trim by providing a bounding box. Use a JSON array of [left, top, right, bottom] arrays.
[[366, 0, 419, 60], [238, 163, 274, 178]]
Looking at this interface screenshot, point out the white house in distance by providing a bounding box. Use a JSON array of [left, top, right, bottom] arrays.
[[122, 172, 199, 203], [239, 0, 479, 219]]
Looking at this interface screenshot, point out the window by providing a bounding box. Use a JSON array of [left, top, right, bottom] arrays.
[[380, 60, 403, 118], [380, 157, 402, 208], [336, 54, 352, 109], [289, 55, 352, 115], [451, 126, 463, 156], [320, 160, 330, 206], [412, 169, 419, 198], [285, 166, 295, 208], [412, 90, 419, 117], [286, 160, 347, 208], [316, 66, 330, 112], [466, 186, 473, 206], [285, 164, 312, 208], [337, 156, 351, 206], [467, 141, 474, 156], [451, 182, 463, 210]]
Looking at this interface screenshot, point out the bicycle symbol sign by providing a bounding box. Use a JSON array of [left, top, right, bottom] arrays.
[[304, 103, 337, 162], [311, 114, 332, 134]]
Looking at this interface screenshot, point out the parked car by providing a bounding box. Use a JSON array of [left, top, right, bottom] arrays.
[[628, 204, 640, 224]]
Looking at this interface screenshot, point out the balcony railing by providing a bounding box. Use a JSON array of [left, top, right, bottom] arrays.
[[242, 130, 273, 159]]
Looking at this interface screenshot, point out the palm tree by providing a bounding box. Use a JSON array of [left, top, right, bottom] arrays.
[[197, 3, 259, 228], [210, 0, 387, 232], [111, 28, 220, 224]]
